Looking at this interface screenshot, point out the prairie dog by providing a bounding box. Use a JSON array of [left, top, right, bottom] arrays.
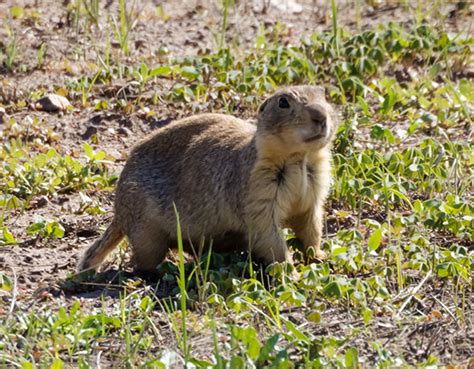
[[77, 85, 338, 272]]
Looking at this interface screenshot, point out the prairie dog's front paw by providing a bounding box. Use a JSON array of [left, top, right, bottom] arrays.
[[306, 246, 327, 262]]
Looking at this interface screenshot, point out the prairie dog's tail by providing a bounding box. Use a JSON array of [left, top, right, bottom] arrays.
[[77, 221, 124, 272]]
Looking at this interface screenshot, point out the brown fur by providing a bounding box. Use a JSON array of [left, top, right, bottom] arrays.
[[77, 85, 338, 272]]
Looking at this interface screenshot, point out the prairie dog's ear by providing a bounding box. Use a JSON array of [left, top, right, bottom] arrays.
[[312, 86, 326, 101], [299, 85, 326, 102]]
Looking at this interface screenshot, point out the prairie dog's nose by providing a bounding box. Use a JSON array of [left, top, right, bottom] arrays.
[[307, 104, 327, 127]]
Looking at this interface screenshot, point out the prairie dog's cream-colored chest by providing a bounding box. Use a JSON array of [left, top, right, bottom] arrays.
[[277, 151, 332, 219], [277, 155, 315, 216]]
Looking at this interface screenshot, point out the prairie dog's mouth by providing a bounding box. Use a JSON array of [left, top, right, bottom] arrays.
[[303, 133, 325, 143], [300, 124, 327, 143]]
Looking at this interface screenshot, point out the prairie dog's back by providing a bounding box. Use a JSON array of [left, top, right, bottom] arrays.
[[116, 114, 257, 236]]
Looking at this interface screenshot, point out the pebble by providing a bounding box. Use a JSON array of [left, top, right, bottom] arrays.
[[35, 94, 72, 112]]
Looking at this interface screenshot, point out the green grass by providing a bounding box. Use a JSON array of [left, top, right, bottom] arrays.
[[0, 1, 473, 368]]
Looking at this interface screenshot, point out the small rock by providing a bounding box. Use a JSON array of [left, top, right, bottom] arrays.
[[137, 106, 151, 118], [35, 94, 71, 112]]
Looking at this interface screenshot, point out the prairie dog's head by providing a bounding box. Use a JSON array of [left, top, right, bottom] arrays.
[[256, 85, 338, 154]]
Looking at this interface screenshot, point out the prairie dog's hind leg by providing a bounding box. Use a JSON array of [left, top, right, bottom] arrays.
[[128, 224, 170, 273], [252, 234, 292, 264]]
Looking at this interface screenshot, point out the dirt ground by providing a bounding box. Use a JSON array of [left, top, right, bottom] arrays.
[[0, 0, 472, 366]]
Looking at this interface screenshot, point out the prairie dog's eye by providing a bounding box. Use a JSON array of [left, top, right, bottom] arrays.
[[278, 97, 290, 109]]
